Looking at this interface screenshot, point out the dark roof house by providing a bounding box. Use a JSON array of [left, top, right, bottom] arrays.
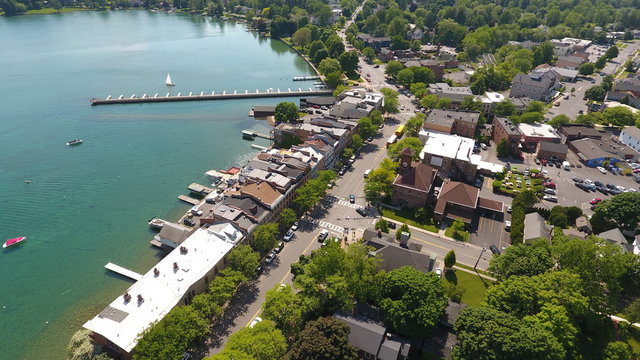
[[363, 229, 437, 273], [334, 312, 411, 360]]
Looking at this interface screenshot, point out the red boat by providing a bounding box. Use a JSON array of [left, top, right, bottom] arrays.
[[3, 237, 26, 248]]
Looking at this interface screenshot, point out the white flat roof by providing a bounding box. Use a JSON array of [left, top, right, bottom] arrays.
[[478, 160, 504, 173], [419, 132, 475, 162], [83, 223, 242, 353], [482, 92, 505, 104], [517, 123, 560, 139]]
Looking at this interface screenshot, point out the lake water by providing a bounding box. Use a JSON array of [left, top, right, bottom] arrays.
[[0, 10, 314, 359]]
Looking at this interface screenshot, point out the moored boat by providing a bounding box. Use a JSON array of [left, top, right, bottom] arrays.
[[3, 237, 27, 248], [148, 218, 165, 230], [66, 139, 83, 146]]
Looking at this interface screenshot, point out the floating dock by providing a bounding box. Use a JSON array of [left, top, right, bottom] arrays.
[[242, 130, 273, 140], [187, 182, 213, 196], [105, 262, 143, 281], [293, 75, 322, 81], [251, 144, 268, 150], [177, 194, 200, 205], [90, 89, 333, 106]]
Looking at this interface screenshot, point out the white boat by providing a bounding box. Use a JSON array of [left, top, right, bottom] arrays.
[[165, 73, 175, 86], [148, 218, 165, 230]]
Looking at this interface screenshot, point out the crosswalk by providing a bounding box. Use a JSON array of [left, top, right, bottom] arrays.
[[323, 195, 360, 209], [310, 219, 345, 233], [398, 112, 415, 116]]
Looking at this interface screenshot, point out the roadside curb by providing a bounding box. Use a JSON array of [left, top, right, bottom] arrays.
[[381, 216, 485, 251], [452, 265, 497, 281]]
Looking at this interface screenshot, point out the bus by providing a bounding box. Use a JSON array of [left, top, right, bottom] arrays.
[[386, 134, 398, 148], [395, 125, 406, 137]]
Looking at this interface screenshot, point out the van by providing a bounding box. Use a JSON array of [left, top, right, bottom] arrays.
[[562, 161, 570, 170], [364, 169, 372, 178]]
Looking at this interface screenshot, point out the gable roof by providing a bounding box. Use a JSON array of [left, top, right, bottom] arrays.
[[236, 182, 281, 208], [539, 141, 569, 154], [393, 163, 437, 192], [598, 228, 628, 247], [524, 212, 552, 241], [434, 180, 479, 215], [334, 312, 411, 360], [362, 229, 436, 273]]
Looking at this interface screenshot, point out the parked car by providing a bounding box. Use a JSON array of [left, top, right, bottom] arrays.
[[183, 217, 196, 226], [597, 166, 607, 174], [190, 206, 203, 216], [264, 251, 277, 264], [534, 158, 540, 165], [544, 182, 557, 189], [480, 143, 487, 150], [596, 186, 609, 195], [504, 221, 511, 231], [507, 205, 512, 213], [584, 179, 593, 185], [387, 221, 397, 229], [606, 183, 615, 189], [594, 181, 604, 187], [249, 316, 263, 328], [290, 222, 299, 231], [356, 207, 367, 217], [590, 198, 602, 205], [490, 245, 501, 255], [572, 177, 583, 183], [283, 230, 294, 242], [349, 194, 355, 203], [318, 229, 329, 242], [617, 185, 626, 191], [544, 188, 557, 195], [543, 195, 558, 202], [274, 241, 284, 253]]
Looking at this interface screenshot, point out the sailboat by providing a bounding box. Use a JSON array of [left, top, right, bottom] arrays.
[[165, 73, 175, 86]]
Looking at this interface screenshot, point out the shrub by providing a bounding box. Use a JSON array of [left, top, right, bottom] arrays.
[[447, 284, 465, 303], [492, 180, 502, 192], [375, 219, 389, 233]]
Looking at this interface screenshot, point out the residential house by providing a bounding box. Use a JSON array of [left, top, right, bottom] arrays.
[[605, 91, 640, 109], [379, 48, 394, 62], [598, 228, 633, 252], [153, 222, 195, 249], [428, 83, 474, 105], [534, 64, 578, 82], [433, 180, 503, 224], [391, 148, 438, 208], [362, 229, 438, 273], [536, 141, 569, 160], [492, 117, 523, 154], [250, 105, 276, 117], [509, 69, 561, 102], [576, 216, 592, 234], [480, 92, 505, 115], [84, 223, 244, 359], [423, 109, 480, 138], [562, 228, 588, 240], [558, 125, 603, 143], [524, 212, 553, 244], [356, 33, 391, 51], [569, 137, 638, 166], [620, 126, 640, 152], [418, 131, 480, 182], [517, 123, 561, 152], [614, 74, 640, 96], [334, 312, 411, 360], [207, 193, 271, 234]]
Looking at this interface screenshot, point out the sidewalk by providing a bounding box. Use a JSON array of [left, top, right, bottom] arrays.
[[382, 216, 485, 251], [452, 265, 496, 281]]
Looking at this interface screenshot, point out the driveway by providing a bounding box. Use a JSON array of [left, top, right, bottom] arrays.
[[469, 211, 509, 251]]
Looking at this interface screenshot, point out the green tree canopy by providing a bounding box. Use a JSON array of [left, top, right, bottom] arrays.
[[210, 320, 287, 360], [385, 60, 404, 78], [284, 317, 358, 360], [601, 106, 638, 127], [357, 117, 377, 139], [548, 114, 571, 128], [387, 137, 423, 160], [318, 57, 342, 76], [396, 68, 414, 87], [444, 250, 456, 268], [420, 94, 438, 109], [494, 100, 515, 116], [279, 208, 298, 232], [262, 284, 304, 339], [585, 85, 607, 101], [275, 102, 300, 123], [252, 223, 280, 253], [605, 45, 619, 59], [488, 240, 553, 280], [380, 88, 399, 113], [496, 138, 509, 157], [227, 245, 261, 279]]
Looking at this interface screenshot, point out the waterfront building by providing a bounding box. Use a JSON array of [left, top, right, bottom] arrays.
[[83, 223, 244, 359]]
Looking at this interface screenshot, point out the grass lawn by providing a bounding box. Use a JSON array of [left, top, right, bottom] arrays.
[[444, 227, 469, 242], [496, 171, 543, 195], [454, 263, 492, 277], [444, 269, 492, 307], [26, 7, 92, 14], [381, 207, 439, 233]]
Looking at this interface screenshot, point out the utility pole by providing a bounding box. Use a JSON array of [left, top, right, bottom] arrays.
[[474, 244, 487, 271]]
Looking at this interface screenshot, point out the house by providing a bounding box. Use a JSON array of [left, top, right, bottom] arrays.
[[576, 216, 592, 234], [418, 131, 480, 183], [330, 89, 384, 119], [153, 222, 195, 249], [517, 123, 561, 152], [569, 137, 638, 166], [492, 117, 523, 154], [614, 74, 640, 96], [433, 180, 503, 224], [250, 105, 276, 117], [558, 125, 603, 143], [356, 33, 391, 51], [84, 223, 244, 359], [562, 228, 588, 240], [334, 312, 411, 360], [362, 229, 437, 273], [379, 48, 394, 62], [509, 69, 561, 102], [428, 83, 474, 104], [423, 109, 480, 138], [605, 91, 640, 109], [551, 37, 592, 52], [480, 92, 505, 115], [620, 126, 640, 152], [524, 212, 553, 244], [536, 141, 569, 160], [598, 228, 633, 252], [391, 148, 438, 208]]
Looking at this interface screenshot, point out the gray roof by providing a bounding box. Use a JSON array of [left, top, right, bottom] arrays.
[[560, 125, 602, 138], [300, 96, 336, 106], [570, 137, 638, 160], [363, 229, 436, 273], [334, 312, 385, 356], [252, 105, 275, 112], [495, 117, 522, 136], [425, 109, 479, 129], [598, 228, 629, 249], [538, 141, 568, 154], [524, 212, 552, 241], [622, 126, 640, 140], [155, 222, 194, 246]]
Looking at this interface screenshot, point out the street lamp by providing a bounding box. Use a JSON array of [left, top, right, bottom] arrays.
[[474, 244, 487, 272]]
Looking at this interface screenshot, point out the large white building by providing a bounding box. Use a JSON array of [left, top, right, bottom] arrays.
[[418, 131, 481, 182], [621, 126, 640, 152], [83, 222, 243, 358]]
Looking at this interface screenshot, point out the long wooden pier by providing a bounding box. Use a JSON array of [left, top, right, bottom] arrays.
[[105, 262, 143, 281], [177, 194, 200, 205], [90, 89, 333, 106]]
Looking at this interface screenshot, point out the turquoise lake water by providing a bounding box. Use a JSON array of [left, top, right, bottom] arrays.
[[0, 11, 314, 359]]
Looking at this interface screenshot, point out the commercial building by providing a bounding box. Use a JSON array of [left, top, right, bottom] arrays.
[[620, 126, 640, 152], [84, 223, 244, 359], [418, 131, 480, 183], [391, 148, 439, 208], [569, 137, 639, 166], [558, 125, 603, 143], [423, 109, 479, 138], [551, 37, 592, 52], [517, 123, 561, 152], [428, 83, 473, 104], [492, 117, 522, 154], [536, 141, 569, 160], [509, 69, 561, 102], [330, 89, 384, 119]]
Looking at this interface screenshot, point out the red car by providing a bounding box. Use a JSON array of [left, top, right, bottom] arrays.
[[590, 198, 602, 205], [544, 182, 556, 189], [312, 105, 320, 109]]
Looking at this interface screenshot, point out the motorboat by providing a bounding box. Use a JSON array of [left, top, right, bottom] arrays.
[[66, 139, 83, 146], [3, 237, 26, 248], [148, 218, 165, 230]]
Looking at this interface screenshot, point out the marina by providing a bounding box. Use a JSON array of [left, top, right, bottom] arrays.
[[90, 88, 332, 105], [292, 75, 322, 81]]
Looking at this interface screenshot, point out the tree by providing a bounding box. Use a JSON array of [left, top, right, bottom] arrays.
[[284, 317, 358, 360], [369, 110, 384, 126], [600, 192, 640, 230], [585, 85, 606, 101], [338, 51, 359, 78], [211, 320, 287, 360], [279, 208, 297, 232], [362, 47, 376, 61], [351, 134, 364, 149], [262, 284, 304, 339], [411, 67, 435, 84], [252, 223, 279, 253], [625, 297, 640, 324], [308, 40, 326, 59], [488, 240, 553, 280], [548, 114, 571, 128], [494, 100, 515, 116], [396, 68, 414, 87], [274, 102, 299, 123], [375, 219, 389, 233], [292, 28, 312, 46], [404, 114, 425, 137], [420, 94, 438, 109], [388, 137, 423, 160], [444, 250, 456, 269], [364, 166, 395, 201], [435, 97, 451, 109], [595, 55, 608, 70], [605, 45, 619, 59], [228, 245, 261, 279], [384, 61, 404, 78], [325, 71, 343, 89], [436, 19, 467, 47], [461, 96, 482, 111], [578, 62, 595, 75], [496, 138, 509, 157], [395, 223, 411, 241], [318, 57, 342, 76], [601, 106, 638, 126], [380, 88, 399, 113], [377, 266, 447, 337], [603, 341, 633, 360], [517, 111, 544, 124], [410, 82, 428, 98], [357, 117, 377, 139], [525, 101, 545, 113], [549, 205, 569, 228], [343, 243, 382, 302]]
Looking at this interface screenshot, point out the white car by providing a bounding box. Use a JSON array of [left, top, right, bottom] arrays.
[[617, 185, 626, 191], [190, 206, 203, 216], [290, 222, 299, 231], [283, 230, 294, 242], [543, 195, 558, 202], [597, 166, 607, 174], [584, 179, 593, 185], [249, 316, 263, 328], [435, 268, 442, 277], [318, 229, 329, 242], [504, 221, 511, 231]]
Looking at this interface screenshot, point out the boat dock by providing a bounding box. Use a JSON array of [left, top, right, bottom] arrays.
[[293, 75, 322, 81], [177, 194, 200, 205], [105, 262, 143, 281], [242, 130, 273, 140], [90, 89, 333, 106], [251, 144, 268, 150], [187, 183, 213, 196]]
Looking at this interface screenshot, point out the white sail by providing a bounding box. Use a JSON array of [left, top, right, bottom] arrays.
[[165, 73, 175, 86]]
